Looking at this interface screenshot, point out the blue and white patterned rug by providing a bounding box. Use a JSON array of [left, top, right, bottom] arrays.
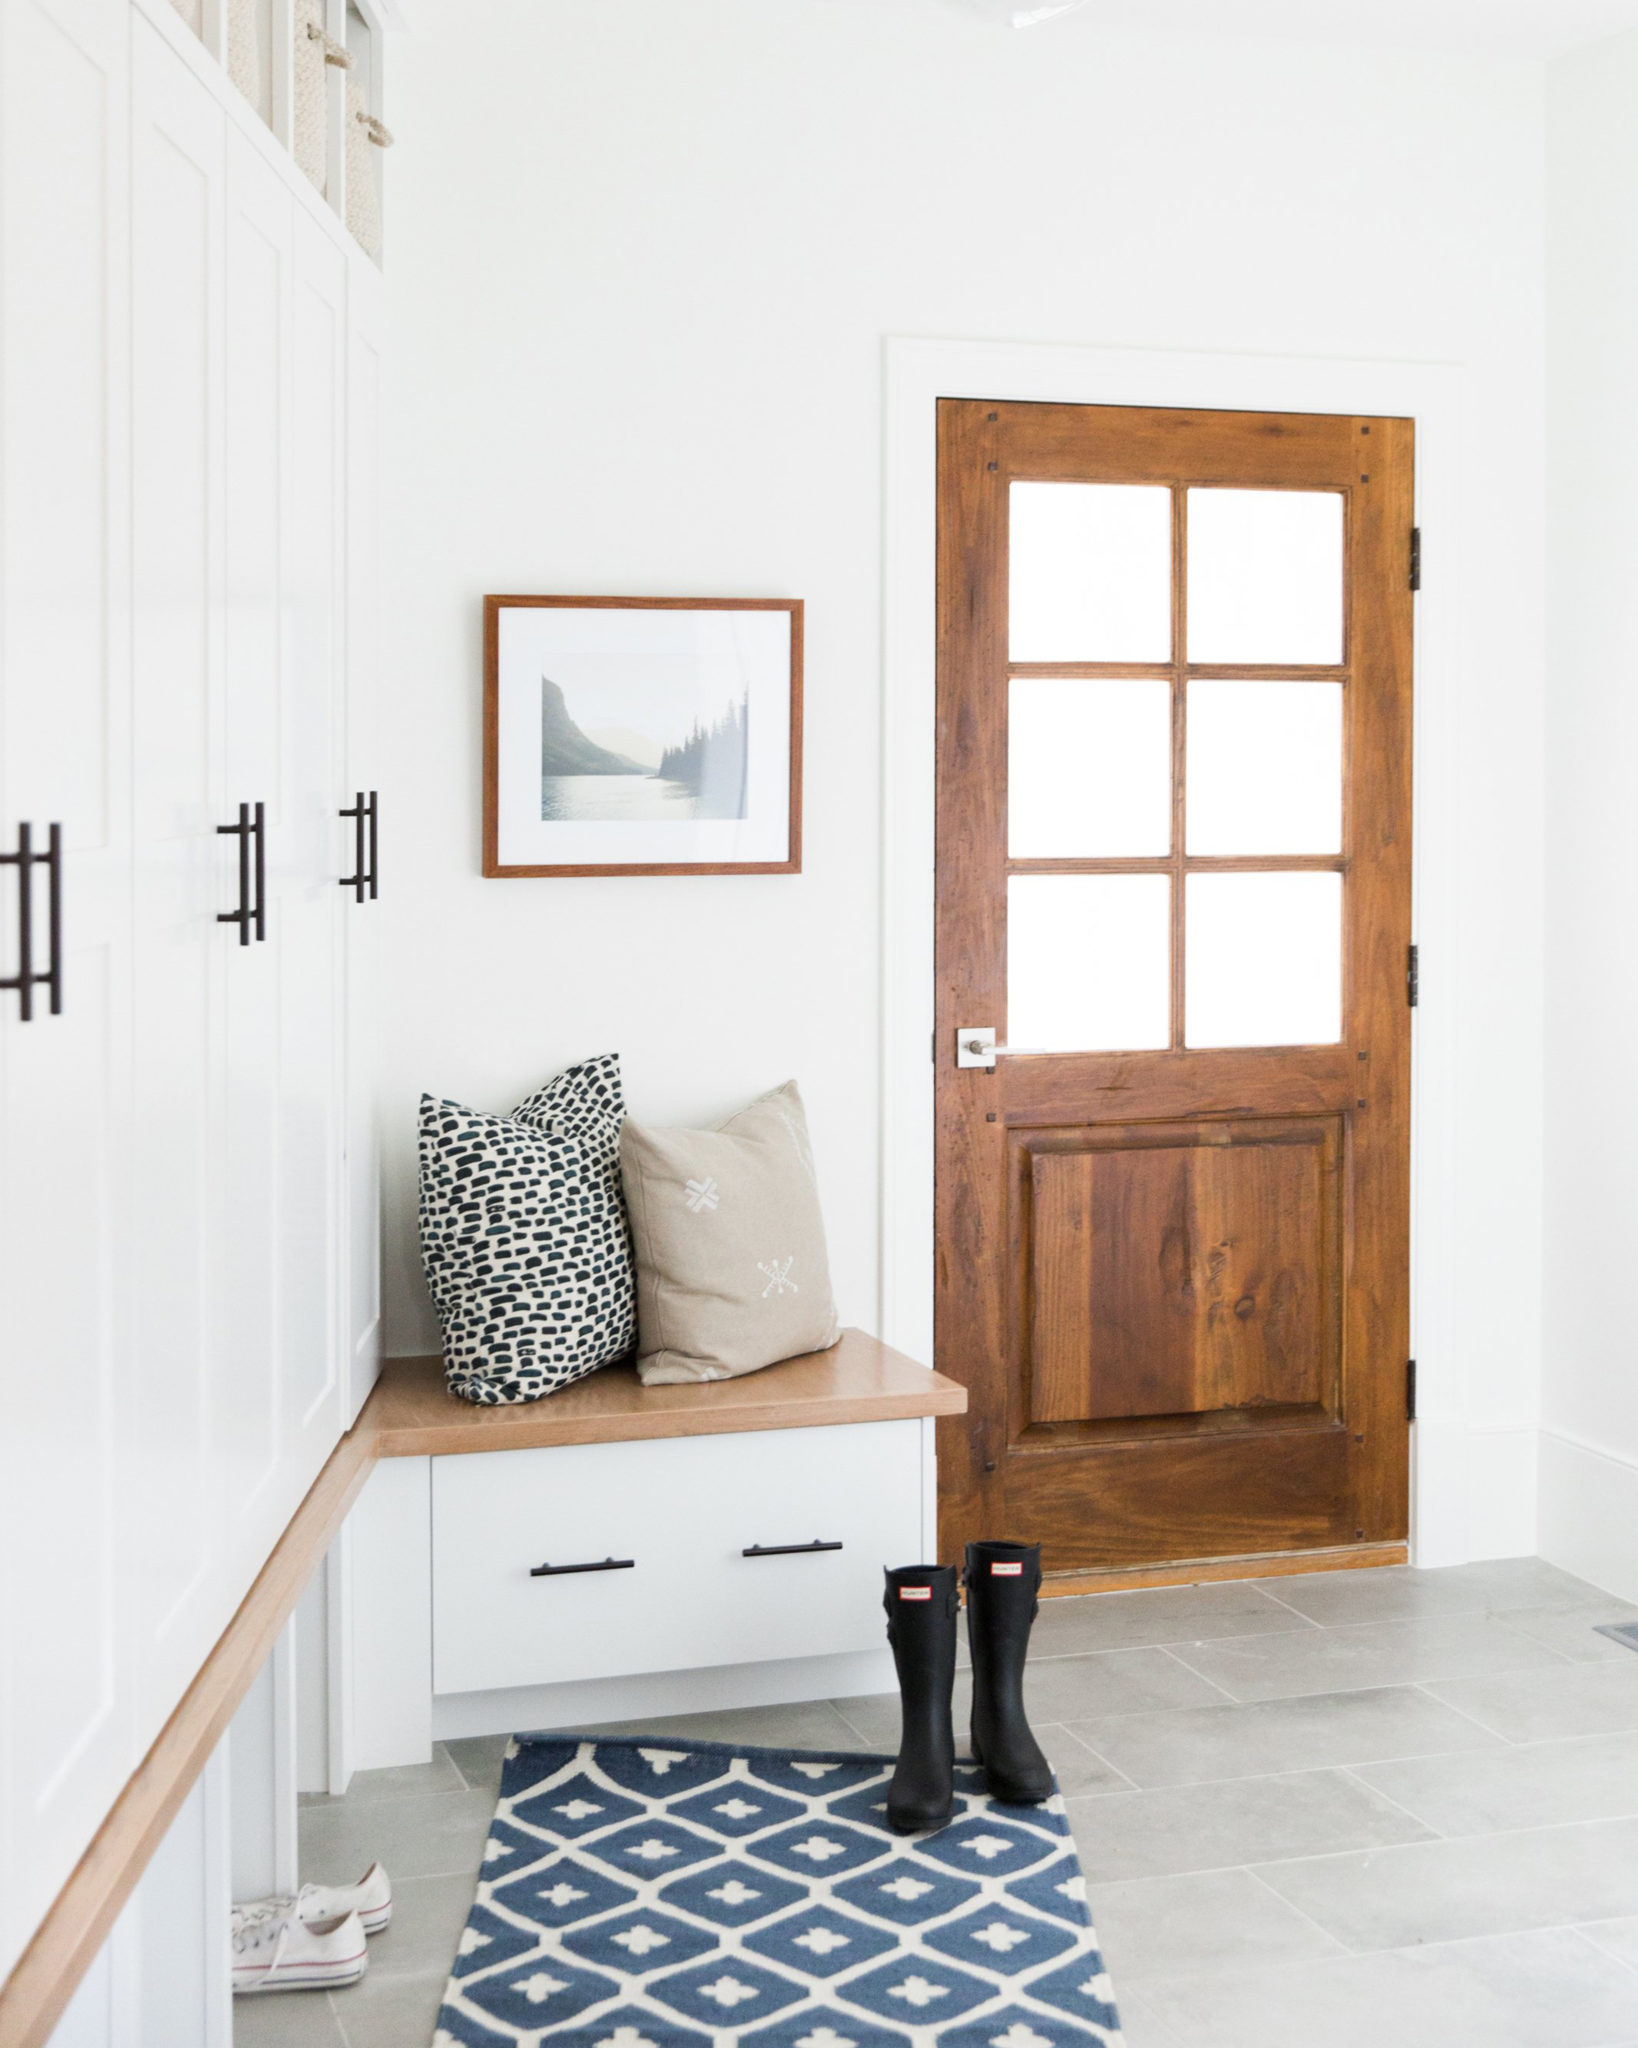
[[434, 1735, 1121, 2048]]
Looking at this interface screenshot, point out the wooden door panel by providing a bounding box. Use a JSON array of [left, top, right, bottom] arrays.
[[1023, 1119, 1340, 1428], [1002, 1046, 1357, 1123], [1005, 1426, 1354, 1570]]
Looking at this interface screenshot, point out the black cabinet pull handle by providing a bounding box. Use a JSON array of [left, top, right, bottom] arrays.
[[339, 790, 378, 902], [743, 1540, 844, 1558], [218, 801, 266, 945], [530, 1556, 636, 1578], [1, 821, 63, 1021]]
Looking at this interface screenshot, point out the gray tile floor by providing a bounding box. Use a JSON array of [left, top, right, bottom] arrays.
[[234, 1556, 1638, 2048]]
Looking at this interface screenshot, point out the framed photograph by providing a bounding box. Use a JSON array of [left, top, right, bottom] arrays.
[[483, 595, 803, 877]]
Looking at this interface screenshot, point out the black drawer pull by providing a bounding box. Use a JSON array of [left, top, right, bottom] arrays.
[[743, 1540, 844, 1558], [530, 1556, 635, 1578]]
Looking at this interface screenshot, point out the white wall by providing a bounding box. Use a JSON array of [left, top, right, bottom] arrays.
[[379, 0, 1548, 1558], [1540, 28, 1638, 1598]]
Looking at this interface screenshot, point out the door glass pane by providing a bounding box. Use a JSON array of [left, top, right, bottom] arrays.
[[1187, 680, 1343, 855], [1186, 872, 1342, 1047], [1009, 874, 1171, 1052], [1187, 489, 1344, 665], [1010, 677, 1171, 857], [1010, 482, 1172, 663]]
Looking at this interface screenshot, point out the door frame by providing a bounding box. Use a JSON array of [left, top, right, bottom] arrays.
[[881, 336, 1470, 1567]]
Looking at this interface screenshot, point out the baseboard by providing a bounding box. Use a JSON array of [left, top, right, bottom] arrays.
[[1411, 1418, 1539, 1567], [431, 1648, 898, 1743], [1465, 1425, 1540, 1561], [1539, 1427, 1638, 1603]]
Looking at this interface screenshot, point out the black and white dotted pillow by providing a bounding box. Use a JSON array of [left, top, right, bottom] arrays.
[[418, 1053, 636, 1405]]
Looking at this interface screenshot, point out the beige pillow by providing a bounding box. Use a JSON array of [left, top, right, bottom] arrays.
[[621, 1081, 842, 1384]]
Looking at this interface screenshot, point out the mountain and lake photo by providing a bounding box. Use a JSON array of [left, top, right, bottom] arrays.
[[539, 675, 750, 823]]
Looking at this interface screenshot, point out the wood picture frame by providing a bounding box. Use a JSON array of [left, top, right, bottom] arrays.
[[483, 595, 803, 877]]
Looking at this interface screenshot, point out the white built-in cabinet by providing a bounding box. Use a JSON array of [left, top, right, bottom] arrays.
[[0, 0, 384, 1987]]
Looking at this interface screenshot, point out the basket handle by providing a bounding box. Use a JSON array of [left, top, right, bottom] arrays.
[[303, 19, 354, 66], [356, 111, 394, 147]]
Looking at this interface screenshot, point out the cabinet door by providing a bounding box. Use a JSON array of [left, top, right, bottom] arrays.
[[218, 130, 345, 1594], [282, 205, 346, 1461], [341, 259, 384, 1421], [217, 128, 290, 1581], [0, 0, 132, 1980], [127, 8, 228, 1744]]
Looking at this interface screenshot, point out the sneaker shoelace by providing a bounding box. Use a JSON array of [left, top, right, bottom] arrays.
[[231, 1883, 323, 1934], [231, 1912, 293, 1983]]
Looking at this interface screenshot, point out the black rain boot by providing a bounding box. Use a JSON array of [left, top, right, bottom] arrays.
[[965, 1540, 1054, 1805], [882, 1564, 959, 1833]]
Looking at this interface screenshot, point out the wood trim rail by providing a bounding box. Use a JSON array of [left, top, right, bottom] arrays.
[[0, 1331, 965, 2048], [0, 1429, 376, 2048]]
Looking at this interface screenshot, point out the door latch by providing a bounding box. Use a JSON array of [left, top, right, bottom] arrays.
[[956, 1027, 1045, 1070]]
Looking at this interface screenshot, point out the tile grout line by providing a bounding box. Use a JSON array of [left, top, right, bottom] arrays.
[[1246, 1581, 1332, 1626], [1151, 1642, 1242, 1704], [1333, 1761, 1448, 1838], [818, 1697, 886, 1752], [1231, 1860, 1357, 1957], [1054, 1675, 1521, 1736], [826, 1699, 882, 1749], [1236, 1801, 1638, 1871], [1404, 1677, 1528, 1745], [326, 1987, 352, 2048], [1131, 1651, 1600, 1710], [1047, 1719, 1141, 1791], [1569, 1921, 1638, 1986], [1062, 1744, 1516, 1797]]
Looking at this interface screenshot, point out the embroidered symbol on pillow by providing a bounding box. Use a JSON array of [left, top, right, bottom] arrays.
[[758, 1256, 798, 1298], [684, 1176, 720, 1213]]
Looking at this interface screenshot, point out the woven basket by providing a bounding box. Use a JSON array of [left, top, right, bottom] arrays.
[[293, 0, 350, 192], [168, 0, 203, 35], [227, 0, 263, 117], [345, 76, 391, 263]]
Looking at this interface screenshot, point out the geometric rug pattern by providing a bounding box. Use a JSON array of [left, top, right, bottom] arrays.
[[433, 1735, 1121, 2048]]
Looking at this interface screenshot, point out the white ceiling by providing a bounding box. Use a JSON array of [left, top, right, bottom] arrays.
[[956, 0, 1638, 57]]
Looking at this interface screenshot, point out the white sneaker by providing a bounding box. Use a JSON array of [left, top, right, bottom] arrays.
[[233, 1863, 393, 1937], [231, 1907, 368, 1994]]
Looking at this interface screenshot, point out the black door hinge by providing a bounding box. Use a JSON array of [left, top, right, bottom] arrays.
[[1406, 1358, 1417, 1421], [1407, 943, 1419, 1008], [1410, 527, 1421, 592]]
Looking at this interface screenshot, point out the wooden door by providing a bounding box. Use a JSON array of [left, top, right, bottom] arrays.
[[935, 401, 1413, 1583]]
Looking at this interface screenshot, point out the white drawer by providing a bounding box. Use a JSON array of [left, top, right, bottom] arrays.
[[431, 1419, 923, 1696]]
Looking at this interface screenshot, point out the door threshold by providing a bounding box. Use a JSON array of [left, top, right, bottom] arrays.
[[1041, 1540, 1408, 1598]]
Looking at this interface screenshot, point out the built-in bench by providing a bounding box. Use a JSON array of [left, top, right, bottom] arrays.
[[346, 1331, 968, 1766], [0, 1332, 962, 2048]]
